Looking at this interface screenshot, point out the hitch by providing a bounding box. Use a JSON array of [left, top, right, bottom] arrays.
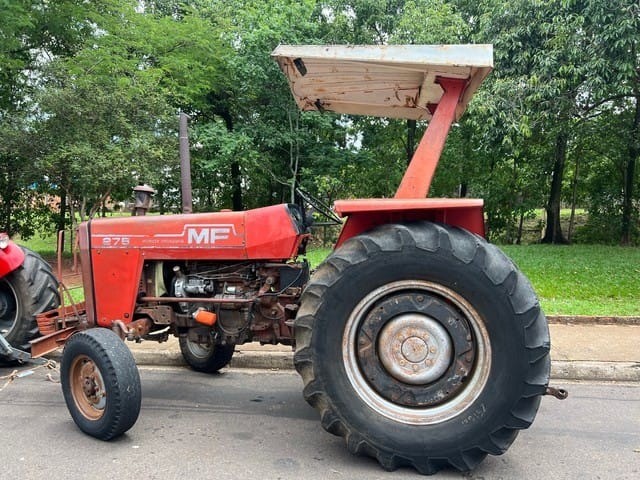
[[1, 333, 48, 365], [1, 333, 29, 362], [545, 386, 569, 400]]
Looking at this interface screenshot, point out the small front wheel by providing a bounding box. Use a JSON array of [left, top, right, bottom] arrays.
[[61, 328, 141, 440]]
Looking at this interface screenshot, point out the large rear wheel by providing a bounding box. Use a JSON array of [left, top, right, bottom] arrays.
[[0, 247, 59, 351], [61, 328, 141, 440], [294, 222, 550, 474]]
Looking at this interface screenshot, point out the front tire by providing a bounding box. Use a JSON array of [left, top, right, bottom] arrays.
[[294, 222, 550, 474], [0, 247, 59, 350], [61, 328, 141, 440]]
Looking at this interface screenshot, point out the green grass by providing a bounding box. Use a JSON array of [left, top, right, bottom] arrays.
[[502, 244, 640, 316], [304, 244, 640, 316], [16, 232, 60, 258]]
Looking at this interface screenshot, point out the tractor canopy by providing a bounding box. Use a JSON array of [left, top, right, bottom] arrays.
[[271, 44, 493, 121]]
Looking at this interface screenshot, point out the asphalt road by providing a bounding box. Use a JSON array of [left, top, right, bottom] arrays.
[[1, 365, 639, 480]]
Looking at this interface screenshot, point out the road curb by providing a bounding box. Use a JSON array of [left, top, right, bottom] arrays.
[[551, 361, 640, 382], [547, 315, 640, 325], [119, 349, 640, 382]]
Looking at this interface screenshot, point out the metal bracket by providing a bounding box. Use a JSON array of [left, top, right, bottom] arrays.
[[545, 386, 569, 400], [1, 334, 39, 364]]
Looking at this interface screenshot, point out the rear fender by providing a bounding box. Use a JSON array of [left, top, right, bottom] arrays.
[[334, 198, 485, 248], [0, 240, 25, 278]]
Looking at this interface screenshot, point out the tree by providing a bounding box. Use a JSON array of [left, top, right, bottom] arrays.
[[0, 0, 118, 238], [581, 0, 640, 245], [35, 1, 228, 231]]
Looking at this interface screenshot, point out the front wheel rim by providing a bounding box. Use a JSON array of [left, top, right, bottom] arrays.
[[70, 355, 107, 421], [342, 280, 492, 425]]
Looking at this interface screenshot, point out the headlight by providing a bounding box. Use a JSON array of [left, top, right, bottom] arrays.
[[0, 233, 9, 250]]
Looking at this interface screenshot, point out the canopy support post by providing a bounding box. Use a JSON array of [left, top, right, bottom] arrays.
[[395, 77, 467, 199]]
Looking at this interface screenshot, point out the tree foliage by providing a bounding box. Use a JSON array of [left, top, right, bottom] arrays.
[[0, 0, 638, 245]]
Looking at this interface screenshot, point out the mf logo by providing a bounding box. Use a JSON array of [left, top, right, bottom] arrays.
[[153, 223, 239, 246], [187, 226, 233, 245]]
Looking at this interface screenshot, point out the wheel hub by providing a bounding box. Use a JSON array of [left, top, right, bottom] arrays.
[[79, 360, 106, 407], [344, 280, 492, 424], [71, 356, 106, 419], [378, 314, 452, 385], [354, 290, 477, 408]]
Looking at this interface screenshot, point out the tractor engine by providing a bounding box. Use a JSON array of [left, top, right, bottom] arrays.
[[138, 260, 309, 348]]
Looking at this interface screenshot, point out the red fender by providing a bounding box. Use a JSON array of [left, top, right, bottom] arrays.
[[0, 239, 25, 278], [334, 198, 485, 248]]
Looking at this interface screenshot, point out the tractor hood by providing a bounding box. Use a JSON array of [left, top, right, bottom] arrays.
[[271, 44, 493, 121]]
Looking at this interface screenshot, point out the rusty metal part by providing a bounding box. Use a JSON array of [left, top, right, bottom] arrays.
[[139, 296, 254, 305], [55, 231, 85, 327], [136, 305, 175, 325], [343, 280, 491, 425], [179, 112, 192, 214], [57, 231, 63, 294], [30, 326, 78, 358], [70, 355, 106, 420], [545, 386, 569, 400], [111, 319, 129, 339], [126, 318, 153, 339], [36, 302, 86, 336], [355, 290, 475, 408], [111, 318, 152, 341]]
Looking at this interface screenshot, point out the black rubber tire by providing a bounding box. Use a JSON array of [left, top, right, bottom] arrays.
[[294, 222, 550, 475], [179, 336, 235, 373], [0, 247, 59, 350], [61, 328, 141, 440]]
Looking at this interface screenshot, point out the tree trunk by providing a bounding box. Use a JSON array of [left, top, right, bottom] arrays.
[[231, 161, 243, 211], [217, 108, 243, 211], [516, 212, 525, 245], [621, 95, 639, 245], [542, 132, 569, 244], [568, 153, 581, 243]]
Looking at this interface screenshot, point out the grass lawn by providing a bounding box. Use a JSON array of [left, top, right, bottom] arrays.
[[502, 244, 640, 316], [303, 244, 640, 316]]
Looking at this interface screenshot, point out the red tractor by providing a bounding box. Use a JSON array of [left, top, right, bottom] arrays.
[[0, 235, 59, 363], [29, 45, 555, 475]]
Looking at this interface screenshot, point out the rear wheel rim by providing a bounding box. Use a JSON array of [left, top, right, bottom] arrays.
[[0, 279, 19, 337], [342, 280, 492, 425], [70, 355, 107, 421], [185, 338, 214, 359]]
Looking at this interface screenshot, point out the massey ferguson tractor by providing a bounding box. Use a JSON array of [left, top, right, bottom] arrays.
[[22, 45, 560, 475], [0, 236, 59, 363]]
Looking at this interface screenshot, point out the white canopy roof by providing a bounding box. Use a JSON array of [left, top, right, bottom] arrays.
[[272, 44, 493, 121]]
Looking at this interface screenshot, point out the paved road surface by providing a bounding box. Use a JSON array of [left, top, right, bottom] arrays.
[[1, 365, 638, 479]]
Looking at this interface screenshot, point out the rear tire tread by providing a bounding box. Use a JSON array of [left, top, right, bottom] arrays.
[[1, 247, 59, 351], [294, 222, 550, 474]]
